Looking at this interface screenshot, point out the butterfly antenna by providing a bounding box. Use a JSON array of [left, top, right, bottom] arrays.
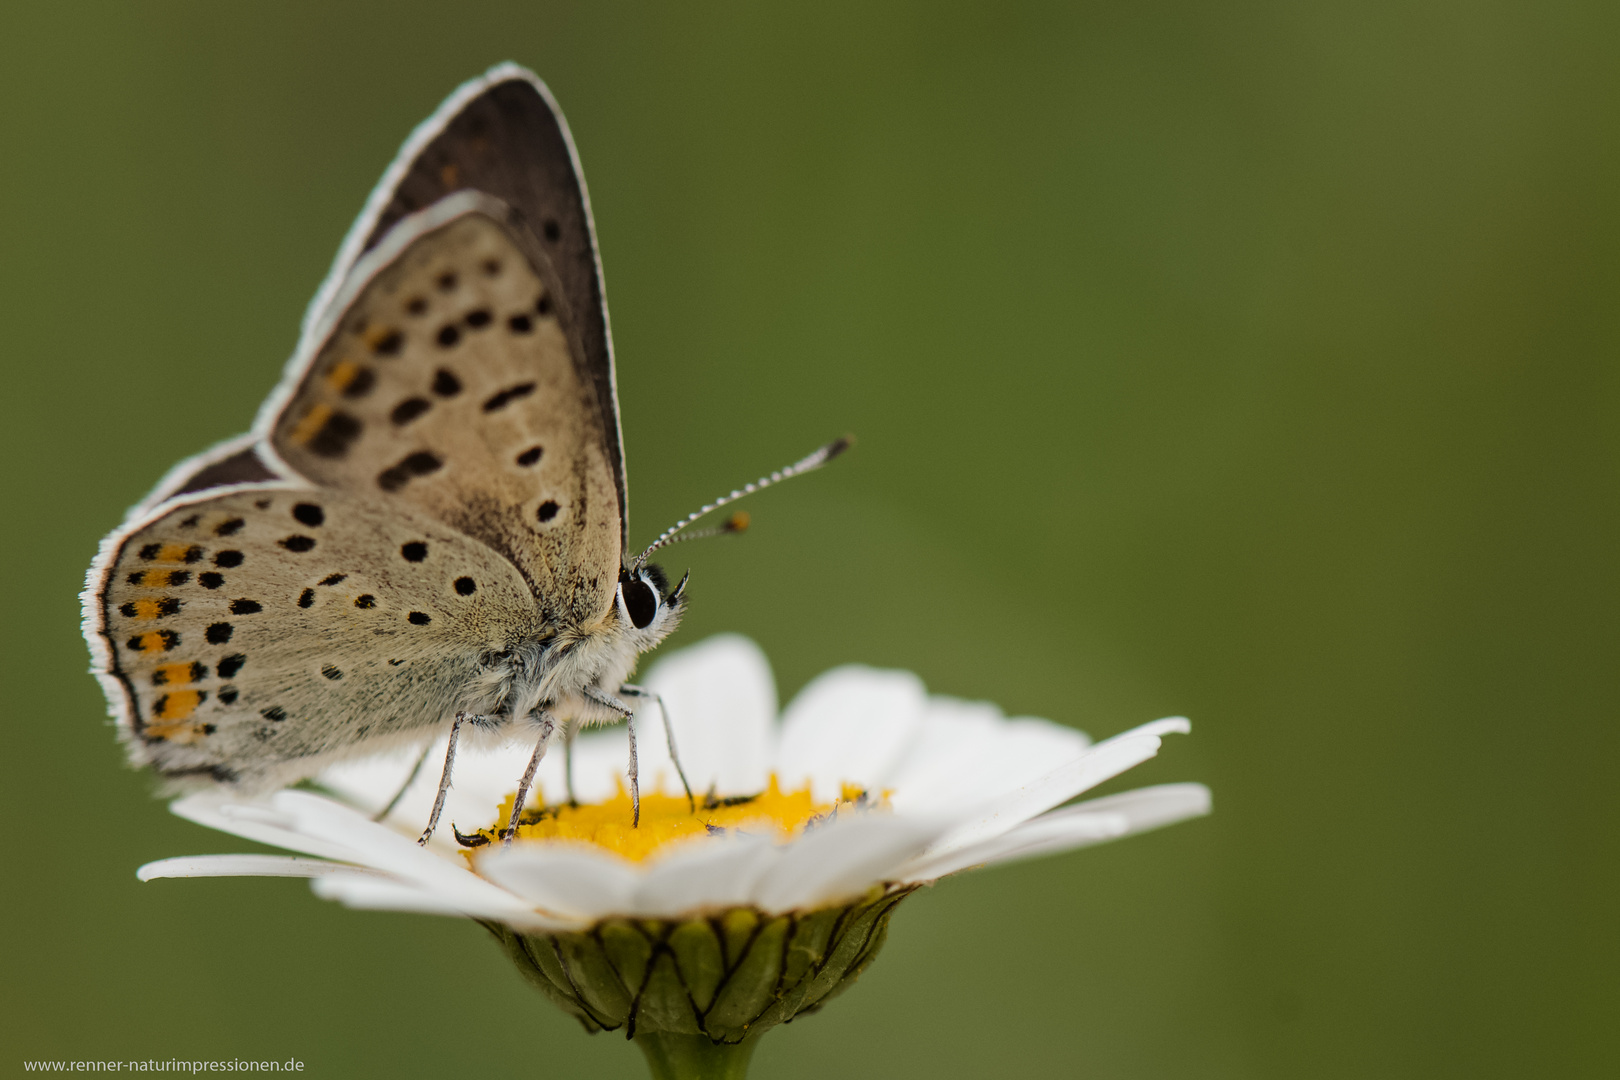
[[632, 436, 853, 571]]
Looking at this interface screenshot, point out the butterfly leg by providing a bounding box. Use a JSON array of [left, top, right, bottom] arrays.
[[418, 711, 490, 846], [619, 684, 696, 813], [583, 686, 641, 827], [373, 742, 433, 823], [502, 711, 557, 845], [563, 721, 578, 807]]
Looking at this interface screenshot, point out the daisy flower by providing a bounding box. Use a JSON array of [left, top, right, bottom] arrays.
[[140, 634, 1209, 1078]]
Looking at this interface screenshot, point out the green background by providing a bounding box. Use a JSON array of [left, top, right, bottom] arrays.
[[2, 2, 1615, 1076]]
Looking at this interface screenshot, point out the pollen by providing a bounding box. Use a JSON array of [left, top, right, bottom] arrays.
[[472, 776, 884, 863]]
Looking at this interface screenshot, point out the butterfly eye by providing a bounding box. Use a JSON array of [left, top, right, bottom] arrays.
[[622, 577, 658, 630]]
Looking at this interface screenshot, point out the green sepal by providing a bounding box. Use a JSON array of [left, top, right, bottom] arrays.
[[668, 919, 726, 1013], [487, 885, 919, 1059]]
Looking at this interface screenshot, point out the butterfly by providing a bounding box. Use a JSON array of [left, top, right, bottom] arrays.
[[81, 63, 845, 843]]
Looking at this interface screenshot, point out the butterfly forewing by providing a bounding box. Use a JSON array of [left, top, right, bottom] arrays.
[[354, 74, 615, 460], [96, 487, 541, 789], [269, 205, 621, 626]]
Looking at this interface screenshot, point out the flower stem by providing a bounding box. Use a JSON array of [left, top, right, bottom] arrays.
[[633, 1031, 759, 1080]]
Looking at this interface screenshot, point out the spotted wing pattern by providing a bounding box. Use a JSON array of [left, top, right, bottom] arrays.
[[92, 486, 542, 790], [348, 70, 623, 526], [269, 202, 621, 627], [130, 67, 626, 547]]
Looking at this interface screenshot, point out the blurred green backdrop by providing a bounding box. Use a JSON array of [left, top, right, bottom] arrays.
[[2, 2, 1615, 1076]]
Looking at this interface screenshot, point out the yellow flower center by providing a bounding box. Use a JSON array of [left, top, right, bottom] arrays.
[[466, 776, 880, 862]]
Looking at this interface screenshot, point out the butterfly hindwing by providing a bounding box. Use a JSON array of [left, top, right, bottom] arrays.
[[268, 198, 621, 627], [91, 486, 542, 789]]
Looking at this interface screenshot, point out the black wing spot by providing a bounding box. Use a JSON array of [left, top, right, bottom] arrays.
[[254, 499, 272, 510], [166, 571, 191, 586], [377, 451, 443, 492], [217, 654, 246, 678], [206, 622, 234, 644], [516, 445, 542, 466], [138, 543, 161, 560], [436, 271, 457, 292], [431, 368, 462, 396], [401, 541, 428, 562], [298, 588, 315, 608], [537, 500, 560, 523], [189, 661, 208, 682], [321, 665, 343, 681], [464, 308, 491, 329], [179, 514, 200, 529], [308, 410, 363, 459], [371, 330, 404, 357], [199, 572, 223, 589], [408, 611, 432, 625], [482, 259, 501, 276], [215, 550, 244, 568], [391, 397, 432, 425], [261, 706, 288, 722], [292, 503, 324, 527], [217, 688, 239, 704], [454, 577, 476, 595], [230, 598, 263, 615], [388, 659, 405, 666], [536, 295, 552, 316], [183, 546, 204, 564], [483, 382, 536, 412], [405, 296, 427, 315], [319, 573, 347, 586], [354, 594, 376, 609], [542, 218, 561, 242], [342, 367, 377, 399], [436, 324, 461, 347], [126, 629, 181, 653], [280, 536, 316, 553], [507, 314, 533, 334], [215, 518, 245, 537], [121, 597, 182, 618]]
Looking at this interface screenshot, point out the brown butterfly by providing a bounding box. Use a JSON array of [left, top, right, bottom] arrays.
[[82, 64, 845, 844]]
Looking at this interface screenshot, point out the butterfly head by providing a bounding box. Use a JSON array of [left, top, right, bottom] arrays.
[[615, 563, 687, 647]]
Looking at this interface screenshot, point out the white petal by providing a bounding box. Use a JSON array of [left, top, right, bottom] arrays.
[[776, 665, 928, 801], [476, 843, 640, 921], [137, 854, 370, 881], [316, 742, 435, 814], [566, 726, 637, 804], [886, 700, 1091, 813], [268, 791, 534, 919], [629, 833, 781, 917], [899, 783, 1212, 881], [310, 872, 566, 929], [922, 718, 1190, 857], [751, 814, 945, 913], [171, 792, 365, 863], [641, 634, 778, 797]]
